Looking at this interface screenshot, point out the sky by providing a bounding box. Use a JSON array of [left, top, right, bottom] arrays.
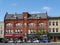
[[0, 0, 60, 21]]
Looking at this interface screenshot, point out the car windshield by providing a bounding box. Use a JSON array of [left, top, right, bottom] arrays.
[[40, 35, 48, 40]]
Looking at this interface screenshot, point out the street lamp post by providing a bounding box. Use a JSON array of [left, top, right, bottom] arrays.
[[24, 33, 27, 43]]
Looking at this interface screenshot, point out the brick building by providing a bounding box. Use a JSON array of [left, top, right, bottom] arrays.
[[4, 12, 48, 42]]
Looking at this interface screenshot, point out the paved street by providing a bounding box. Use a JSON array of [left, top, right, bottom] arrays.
[[0, 42, 60, 45]]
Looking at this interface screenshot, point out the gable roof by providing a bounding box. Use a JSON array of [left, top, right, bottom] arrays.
[[28, 13, 48, 19], [4, 12, 48, 20]]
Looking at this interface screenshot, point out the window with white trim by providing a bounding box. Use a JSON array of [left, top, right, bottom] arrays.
[[6, 23, 12, 28], [15, 30, 18, 33], [42, 30, 46, 34], [0, 26, 2, 34], [52, 28, 55, 32], [15, 30, 23, 34], [56, 28, 58, 32], [16, 23, 22, 27], [52, 22, 55, 26], [39, 23, 45, 27], [48, 28, 51, 32], [56, 22, 58, 26], [18, 30, 22, 33], [49, 22, 51, 26], [5, 30, 13, 34], [28, 23, 35, 28], [28, 30, 36, 34]]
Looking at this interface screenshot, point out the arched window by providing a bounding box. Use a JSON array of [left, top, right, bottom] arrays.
[[28, 30, 36, 34], [28, 23, 36, 28], [15, 29, 23, 34], [5, 30, 13, 34], [16, 23, 22, 27], [6, 23, 12, 28], [39, 23, 46, 27], [39, 23, 43, 27]]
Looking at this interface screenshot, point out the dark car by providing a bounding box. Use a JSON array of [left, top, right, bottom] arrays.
[[39, 35, 50, 43], [40, 39, 50, 43]]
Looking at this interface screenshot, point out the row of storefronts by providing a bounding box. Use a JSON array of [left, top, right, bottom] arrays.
[[0, 12, 60, 42]]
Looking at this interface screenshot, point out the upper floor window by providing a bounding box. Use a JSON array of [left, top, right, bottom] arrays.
[[16, 23, 22, 27], [5, 30, 13, 34], [52, 28, 55, 32], [48, 28, 51, 32], [0, 30, 2, 34], [52, 22, 55, 26], [0, 26, 2, 34], [6, 23, 12, 28], [42, 30, 46, 34], [39, 23, 43, 27], [15, 30, 23, 34], [56, 28, 58, 32], [56, 22, 58, 26], [39, 23, 46, 27], [28, 23, 35, 28], [49, 22, 51, 26], [28, 30, 36, 34]]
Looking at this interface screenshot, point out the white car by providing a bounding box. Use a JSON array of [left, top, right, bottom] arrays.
[[27, 40, 31, 43], [33, 40, 39, 43], [17, 40, 22, 43]]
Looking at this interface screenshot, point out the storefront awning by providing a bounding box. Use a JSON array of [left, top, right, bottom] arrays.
[[27, 34, 47, 37], [48, 33, 60, 36]]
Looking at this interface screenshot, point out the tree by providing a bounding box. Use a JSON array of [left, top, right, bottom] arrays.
[[36, 27, 47, 36], [36, 28, 43, 36]]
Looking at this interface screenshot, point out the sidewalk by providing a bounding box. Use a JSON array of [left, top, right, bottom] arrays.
[[50, 42, 60, 43]]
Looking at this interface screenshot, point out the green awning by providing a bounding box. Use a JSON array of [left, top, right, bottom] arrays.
[[48, 33, 60, 36]]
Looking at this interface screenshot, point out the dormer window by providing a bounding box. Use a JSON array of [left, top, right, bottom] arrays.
[[14, 15, 16, 18]]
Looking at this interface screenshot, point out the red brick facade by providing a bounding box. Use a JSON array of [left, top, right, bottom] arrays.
[[4, 12, 48, 41]]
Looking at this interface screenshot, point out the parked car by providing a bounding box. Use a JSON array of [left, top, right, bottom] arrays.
[[3, 39, 8, 43], [32, 38, 39, 43], [33, 40, 39, 43], [40, 39, 50, 43], [27, 40, 31, 43], [39, 35, 50, 43], [17, 40, 23, 43]]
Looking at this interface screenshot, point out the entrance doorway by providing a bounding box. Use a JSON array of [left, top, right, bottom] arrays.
[[53, 36, 57, 42]]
